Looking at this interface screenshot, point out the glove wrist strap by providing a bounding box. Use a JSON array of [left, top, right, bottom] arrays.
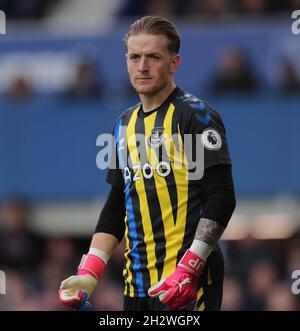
[[178, 249, 206, 276], [77, 253, 106, 279], [190, 239, 213, 260]]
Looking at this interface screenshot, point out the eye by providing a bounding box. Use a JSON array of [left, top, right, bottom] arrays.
[[130, 54, 140, 60], [149, 54, 160, 60]]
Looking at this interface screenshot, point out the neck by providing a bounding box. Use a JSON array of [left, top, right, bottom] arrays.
[[139, 81, 176, 113]]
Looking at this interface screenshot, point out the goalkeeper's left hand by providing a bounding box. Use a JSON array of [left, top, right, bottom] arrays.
[[148, 249, 205, 310]]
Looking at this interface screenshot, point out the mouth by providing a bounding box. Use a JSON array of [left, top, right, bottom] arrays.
[[136, 77, 152, 84]]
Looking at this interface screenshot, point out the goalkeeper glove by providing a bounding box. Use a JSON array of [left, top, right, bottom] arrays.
[[58, 249, 108, 310], [148, 247, 206, 310]]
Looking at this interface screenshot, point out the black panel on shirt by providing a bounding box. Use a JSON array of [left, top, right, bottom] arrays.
[[174, 92, 232, 171]]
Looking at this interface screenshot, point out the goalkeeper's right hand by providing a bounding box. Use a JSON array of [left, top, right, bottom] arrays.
[[58, 250, 107, 310]]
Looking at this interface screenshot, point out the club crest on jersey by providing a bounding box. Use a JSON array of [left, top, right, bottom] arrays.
[[147, 127, 165, 148], [201, 128, 222, 151]]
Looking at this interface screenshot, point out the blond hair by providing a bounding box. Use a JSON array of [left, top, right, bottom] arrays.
[[123, 16, 180, 54]]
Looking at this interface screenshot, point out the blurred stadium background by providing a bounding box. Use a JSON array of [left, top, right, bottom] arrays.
[[1, 0, 300, 311]]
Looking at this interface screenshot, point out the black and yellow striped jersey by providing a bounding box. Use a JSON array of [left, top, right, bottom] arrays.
[[107, 87, 231, 297]]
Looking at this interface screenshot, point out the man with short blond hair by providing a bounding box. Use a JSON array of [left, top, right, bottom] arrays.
[[59, 16, 236, 311]]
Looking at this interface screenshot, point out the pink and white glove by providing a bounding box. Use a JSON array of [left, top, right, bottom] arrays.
[[148, 249, 205, 310], [58, 252, 107, 310]]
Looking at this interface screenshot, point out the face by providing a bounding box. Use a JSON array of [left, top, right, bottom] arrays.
[[126, 33, 180, 97]]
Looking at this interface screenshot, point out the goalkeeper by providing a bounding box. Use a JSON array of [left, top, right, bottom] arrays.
[[59, 15, 236, 311]]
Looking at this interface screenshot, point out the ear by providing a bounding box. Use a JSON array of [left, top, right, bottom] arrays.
[[170, 54, 180, 74]]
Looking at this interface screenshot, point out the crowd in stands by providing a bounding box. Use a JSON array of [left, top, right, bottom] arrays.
[[0, 198, 124, 310], [1, 0, 300, 21], [3, 47, 300, 105], [0, 197, 299, 311], [118, 0, 300, 19], [0, 0, 62, 19], [1, 0, 300, 103]]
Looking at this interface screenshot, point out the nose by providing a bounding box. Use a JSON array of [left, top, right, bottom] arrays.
[[138, 56, 149, 72]]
